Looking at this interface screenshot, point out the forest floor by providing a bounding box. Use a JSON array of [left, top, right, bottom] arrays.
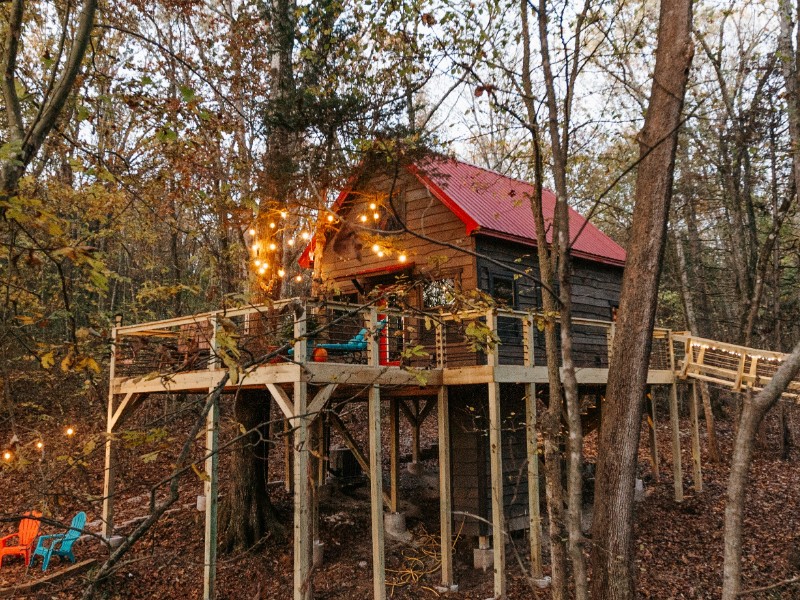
[[1, 392, 799, 599]]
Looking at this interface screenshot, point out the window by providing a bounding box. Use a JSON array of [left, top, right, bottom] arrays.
[[490, 275, 516, 308], [423, 278, 457, 308]]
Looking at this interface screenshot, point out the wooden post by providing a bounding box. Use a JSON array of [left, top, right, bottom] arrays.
[[367, 307, 387, 600], [293, 308, 313, 600], [523, 318, 542, 579], [389, 398, 400, 513], [669, 383, 683, 502], [411, 399, 421, 467], [203, 315, 220, 600], [486, 309, 506, 599], [437, 386, 454, 587], [690, 382, 703, 492], [646, 389, 660, 480], [101, 315, 122, 539], [284, 418, 293, 494]]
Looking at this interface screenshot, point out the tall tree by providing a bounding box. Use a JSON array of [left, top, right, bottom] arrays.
[[591, 2, 694, 599]]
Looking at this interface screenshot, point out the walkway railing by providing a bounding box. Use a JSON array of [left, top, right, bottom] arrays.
[[672, 333, 799, 398]]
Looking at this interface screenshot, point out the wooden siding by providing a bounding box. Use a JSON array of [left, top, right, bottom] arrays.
[[449, 384, 531, 537], [316, 170, 477, 298], [474, 236, 623, 367]]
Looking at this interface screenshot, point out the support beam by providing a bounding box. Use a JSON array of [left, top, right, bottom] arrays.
[[368, 385, 386, 599], [203, 316, 220, 600], [525, 383, 543, 579], [669, 383, 684, 502], [411, 399, 421, 465], [690, 382, 703, 492], [438, 386, 454, 587], [488, 381, 506, 599], [307, 384, 337, 417], [389, 398, 400, 513], [293, 381, 312, 600], [203, 392, 220, 600], [486, 309, 506, 598], [367, 307, 386, 600], [646, 390, 660, 480], [267, 383, 295, 419], [102, 316, 121, 540]]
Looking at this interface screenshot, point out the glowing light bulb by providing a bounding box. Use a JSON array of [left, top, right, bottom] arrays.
[[254, 259, 262, 267], [399, 254, 407, 263], [377, 251, 385, 258], [36, 441, 44, 449], [287, 239, 295, 246], [278, 269, 285, 277], [295, 275, 302, 282], [301, 232, 310, 240], [269, 243, 277, 251], [360, 214, 368, 223], [373, 212, 380, 220], [248, 228, 256, 236], [280, 211, 288, 219], [2, 451, 10, 461], [66, 427, 75, 437], [258, 267, 267, 275], [327, 214, 334, 222], [372, 244, 380, 253], [251, 243, 259, 252], [369, 203, 377, 210]]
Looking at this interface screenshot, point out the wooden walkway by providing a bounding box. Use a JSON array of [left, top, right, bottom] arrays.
[[674, 333, 800, 398]]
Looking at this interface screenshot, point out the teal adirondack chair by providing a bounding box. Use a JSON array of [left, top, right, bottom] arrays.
[[29, 511, 86, 571]]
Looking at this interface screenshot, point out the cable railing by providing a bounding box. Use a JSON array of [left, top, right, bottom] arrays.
[[110, 299, 676, 382]]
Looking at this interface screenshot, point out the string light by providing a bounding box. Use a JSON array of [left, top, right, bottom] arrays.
[[254, 259, 262, 267], [398, 254, 407, 263], [301, 232, 310, 240], [2, 451, 11, 461], [36, 441, 44, 449], [248, 228, 256, 236], [295, 275, 302, 282], [372, 244, 380, 253], [269, 222, 276, 229], [373, 212, 380, 220], [377, 251, 385, 258], [327, 214, 335, 222], [281, 211, 288, 219], [251, 243, 259, 252], [66, 427, 75, 437], [278, 269, 285, 278], [369, 203, 377, 210], [360, 214, 368, 223], [287, 239, 295, 246], [268, 243, 277, 251]]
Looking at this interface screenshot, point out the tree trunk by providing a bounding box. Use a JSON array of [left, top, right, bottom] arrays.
[[591, 2, 694, 599], [722, 339, 800, 599], [219, 389, 285, 552], [675, 239, 720, 462]]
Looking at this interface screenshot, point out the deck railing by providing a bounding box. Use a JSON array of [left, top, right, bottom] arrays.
[[111, 299, 675, 379]]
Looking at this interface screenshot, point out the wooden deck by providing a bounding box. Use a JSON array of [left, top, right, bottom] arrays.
[[108, 299, 782, 600]]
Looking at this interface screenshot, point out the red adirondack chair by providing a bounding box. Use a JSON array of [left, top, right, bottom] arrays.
[[0, 511, 42, 569]]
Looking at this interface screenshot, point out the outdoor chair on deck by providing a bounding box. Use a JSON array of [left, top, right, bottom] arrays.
[[29, 511, 86, 571], [288, 319, 388, 363], [0, 511, 41, 569]]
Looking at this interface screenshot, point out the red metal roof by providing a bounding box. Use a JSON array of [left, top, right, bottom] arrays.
[[411, 157, 626, 267], [299, 155, 626, 268]]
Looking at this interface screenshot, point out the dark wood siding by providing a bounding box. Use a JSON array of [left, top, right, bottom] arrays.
[[449, 384, 531, 537], [474, 236, 623, 368]]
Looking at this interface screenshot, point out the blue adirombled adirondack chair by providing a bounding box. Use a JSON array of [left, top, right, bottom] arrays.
[[29, 511, 86, 571]]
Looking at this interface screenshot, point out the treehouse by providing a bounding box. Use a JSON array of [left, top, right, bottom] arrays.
[[102, 154, 708, 600]]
